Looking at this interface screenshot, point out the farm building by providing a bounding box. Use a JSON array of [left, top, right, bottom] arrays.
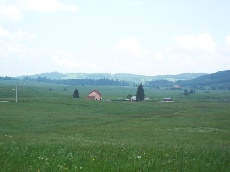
[[173, 85, 181, 89], [86, 90, 102, 100], [144, 97, 150, 101], [163, 98, 173, 102], [130, 96, 150, 101], [130, 96, 136, 101]]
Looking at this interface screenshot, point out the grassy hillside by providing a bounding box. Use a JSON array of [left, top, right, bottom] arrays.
[[0, 81, 230, 171]]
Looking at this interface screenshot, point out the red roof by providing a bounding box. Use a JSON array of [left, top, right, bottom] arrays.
[[88, 90, 102, 96]]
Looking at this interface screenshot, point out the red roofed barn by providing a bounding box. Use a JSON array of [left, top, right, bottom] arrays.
[[86, 90, 102, 100]]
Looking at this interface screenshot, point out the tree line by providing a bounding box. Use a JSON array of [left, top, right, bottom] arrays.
[[0, 76, 14, 80], [23, 76, 130, 86]]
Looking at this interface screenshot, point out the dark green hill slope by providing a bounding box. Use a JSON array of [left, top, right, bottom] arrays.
[[145, 70, 230, 89], [179, 70, 230, 88]]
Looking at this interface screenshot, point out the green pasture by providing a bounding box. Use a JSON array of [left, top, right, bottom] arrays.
[[0, 81, 230, 171]]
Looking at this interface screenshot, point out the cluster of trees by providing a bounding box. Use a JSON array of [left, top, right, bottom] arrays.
[[23, 77, 130, 86], [184, 89, 195, 96], [0, 76, 13, 80], [209, 85, 230, 90], [145, 80, 173, 88]]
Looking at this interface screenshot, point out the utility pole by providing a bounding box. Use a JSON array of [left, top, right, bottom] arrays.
[[16, 82, 18, 103]]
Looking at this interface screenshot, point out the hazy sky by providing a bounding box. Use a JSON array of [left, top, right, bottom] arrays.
[[1, 0, 230, 76]]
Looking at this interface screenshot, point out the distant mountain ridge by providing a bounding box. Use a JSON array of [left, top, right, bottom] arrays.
[[18, 72, 206, 83]]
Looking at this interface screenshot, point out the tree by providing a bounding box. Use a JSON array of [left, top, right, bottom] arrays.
[[127, 94, 132, 100], [73, 89, 79, 98], [136, 84, 145, 101], [189, 89, 194, 94], [184, 89, 189, 96]]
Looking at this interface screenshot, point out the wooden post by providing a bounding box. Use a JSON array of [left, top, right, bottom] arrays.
[[16, 83, 18, 103]]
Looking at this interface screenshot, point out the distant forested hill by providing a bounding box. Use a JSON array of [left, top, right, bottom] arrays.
[[145, 70, 230, 89], [17, 72, 205, 83], [10, 70, 230, 88], [19, 72, 67, 80], [179, 70, 230, 88], [20, 77, 130, 87], [4, 70, 230, 89]]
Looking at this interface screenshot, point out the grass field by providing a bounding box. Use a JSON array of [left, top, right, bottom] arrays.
[[0, 80, 230, 171]]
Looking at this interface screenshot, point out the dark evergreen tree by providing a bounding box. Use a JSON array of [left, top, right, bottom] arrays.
[[73, 89, 79, 98], [184, 89, 189, 96], [136, 84, 145, 101]]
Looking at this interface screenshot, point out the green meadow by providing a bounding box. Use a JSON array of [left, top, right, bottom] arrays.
[[0, 81, 230, 171]]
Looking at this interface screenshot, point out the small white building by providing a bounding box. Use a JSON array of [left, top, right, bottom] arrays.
[[130, 96, 150, 101], [144, 97, 150, 101], [131, 96, 136, 101], [173, 85, 181, 89]]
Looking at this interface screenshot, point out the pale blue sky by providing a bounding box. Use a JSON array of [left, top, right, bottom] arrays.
[[0, 0, 230, 76]]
